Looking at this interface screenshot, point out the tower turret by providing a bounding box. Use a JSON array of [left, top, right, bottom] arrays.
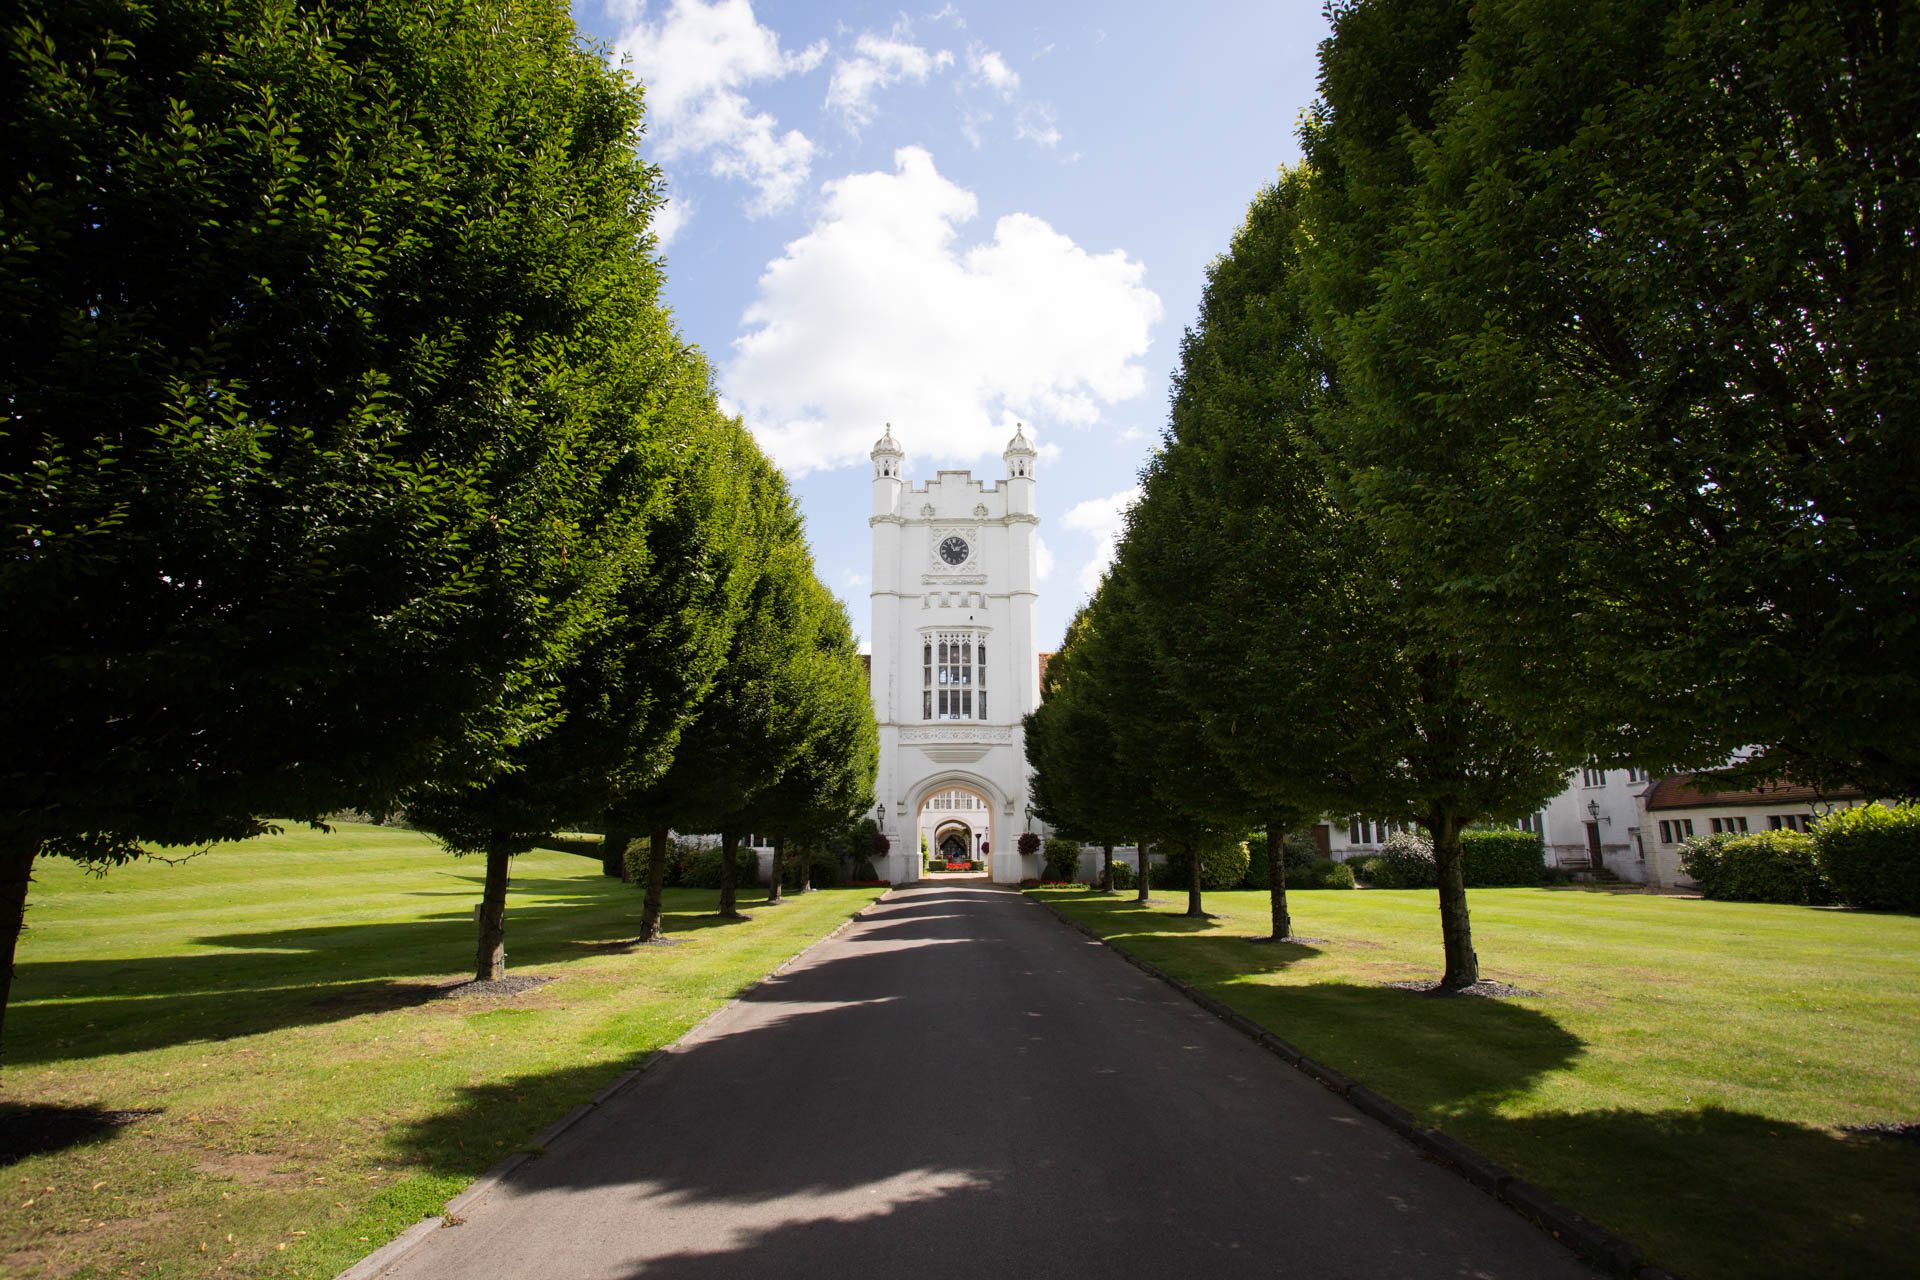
[[1002, 424, 1036, 517], [871, 424, 904, 518]]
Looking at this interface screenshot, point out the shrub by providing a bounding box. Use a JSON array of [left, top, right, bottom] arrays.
[[679, 844, 761, 890], [1343, 854, 1384, 885], [1151, 837, 1251, 890], [779, 847, 843, 891], [1680, 830, 1828, 904], [1285, 860, 1355, 890], [1813, 803, 1920, 912], [1368, 831, 1438, 888], [626, 836, 705, 886], [1461, 829, 1546, 887], [1241, 831, 1321, 889], [1109, 858, 1137, 890], [1042, 836, 1082, 882], [1017, 831, 1041, 858]]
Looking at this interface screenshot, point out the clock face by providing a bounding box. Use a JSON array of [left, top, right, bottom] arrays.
[[938, 535, 970, 566]]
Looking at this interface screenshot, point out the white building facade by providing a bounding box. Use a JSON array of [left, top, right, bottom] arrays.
[[868, 427, 1043, 884]]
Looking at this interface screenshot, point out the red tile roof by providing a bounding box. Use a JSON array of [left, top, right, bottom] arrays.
[[1643, 773, 1865, 811]]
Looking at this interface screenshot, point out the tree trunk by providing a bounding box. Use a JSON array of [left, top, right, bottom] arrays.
[[1184, 840, 1204, 917], [767, 835, 785, 905], [1136, 841, 1151, 904], [0, 835, 37, 1052], [798, 839, 813, 894], [1267, 823, 1292, 942], [718, 831, 741, 918], [602, 827, 632, 881], [1431, 811, 1479, 988], [640, 826, 669, 943], [474, 849, 511, 982], [1101, 841, 1115, 893]]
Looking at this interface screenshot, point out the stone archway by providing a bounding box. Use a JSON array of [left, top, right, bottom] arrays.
[[909, 774, 1000, 879]]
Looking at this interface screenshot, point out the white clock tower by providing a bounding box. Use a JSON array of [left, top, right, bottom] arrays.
[[869, 425, 1042, 883]]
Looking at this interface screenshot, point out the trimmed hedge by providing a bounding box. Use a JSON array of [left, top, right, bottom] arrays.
[[1151, 838, 1251, 891], [780, 848, 843, 891], [1342, 829, 1542, 888], [1109, 858, 1137, 890], [1285, 859, 1355, 890], [684, 845, 761, 890], [1042, 836, 1083, 882], [1242, 831, 1321, 889], [1366, 831, 1438, 888], [1814, 803, 1920, 912], [1461, 829, 1546, 887], [1679, 830, 1828, 904]]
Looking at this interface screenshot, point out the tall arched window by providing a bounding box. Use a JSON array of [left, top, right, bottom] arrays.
[[923, 631, 988, 721]]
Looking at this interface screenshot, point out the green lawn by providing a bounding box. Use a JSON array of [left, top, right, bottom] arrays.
[[1, 824, 882, 1280], [1031, 886, 1920, 1280]]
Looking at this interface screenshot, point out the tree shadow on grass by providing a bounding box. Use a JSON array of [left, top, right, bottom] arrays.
[[0, 1102, 164, 1166], [7, 886, 772, 1066], [1462, 1106, 1920, 1280]]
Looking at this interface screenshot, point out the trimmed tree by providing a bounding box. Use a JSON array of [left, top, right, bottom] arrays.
[[739, 578, 879, 907], [1293, 0, 1588, 984], [1125, 167, 1400, 943], [1025, 607, 1138, 895], [0, 0, 672, 1034], [1319, 0, 1920, 800]]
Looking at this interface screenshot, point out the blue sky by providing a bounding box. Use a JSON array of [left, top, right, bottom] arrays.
[[573, 1, 1331, 652]]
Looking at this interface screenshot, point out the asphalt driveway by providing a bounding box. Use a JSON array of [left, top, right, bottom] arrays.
[[370, 882, 1591, 1279]]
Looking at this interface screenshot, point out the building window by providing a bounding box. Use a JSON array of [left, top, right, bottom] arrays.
[[928, 789, 982, 811], [1514, 813, 1544, 835], [1347, 820, 1406, 845], [1625, 766, 1645, 783], [925, 631, 988, 721], [1768, 813, 1813, 834], [1581, 764, 1606, 787], [1658, 818, 1696, 844], [1709, 816, 1750, 835]]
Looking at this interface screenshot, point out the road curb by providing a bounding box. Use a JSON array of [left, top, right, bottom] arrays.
[[1028, 893, 1672, 1280], [333, 887, 894, 1280]]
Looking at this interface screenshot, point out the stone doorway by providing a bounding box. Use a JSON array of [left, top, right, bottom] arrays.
[[919, 783, 992, 875]]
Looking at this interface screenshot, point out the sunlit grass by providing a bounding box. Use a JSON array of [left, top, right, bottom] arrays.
[[2, 824, 881, 1279], [1032, 885, 1920, 1280]]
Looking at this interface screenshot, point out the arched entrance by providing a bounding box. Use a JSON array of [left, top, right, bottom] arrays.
[[916, 779, 995, 875]]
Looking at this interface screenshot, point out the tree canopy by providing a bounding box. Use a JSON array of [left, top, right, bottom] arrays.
[[0, 0, 691, 1029], [1314, 0, 1919, 797]]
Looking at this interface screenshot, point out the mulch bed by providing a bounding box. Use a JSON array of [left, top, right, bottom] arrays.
[[1842, 1121, 1920, 1144], [1385, 978, 1543, 999], [439, 974, 555, 1000]]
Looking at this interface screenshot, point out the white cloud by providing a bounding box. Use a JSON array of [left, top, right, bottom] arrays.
[[826, 26, 954, 131], [966, 44, 1019, 98], [1062, 484, 1141, 594], [1034, 533, 1055, 583], [612, 0, 826, 216], [650, 185, 694, 246], [841, 567, 869, 591], [725, 147, 1163, 475], [1015, 103, 1061, 149], [958, 106, 990, 149]]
